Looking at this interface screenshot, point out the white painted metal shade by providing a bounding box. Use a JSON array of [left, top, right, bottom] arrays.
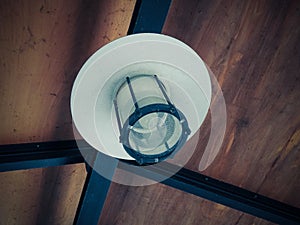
[[71, 33, 211, 160]]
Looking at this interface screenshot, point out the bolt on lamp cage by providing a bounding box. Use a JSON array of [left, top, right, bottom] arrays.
[[113, 74, 190, 164]]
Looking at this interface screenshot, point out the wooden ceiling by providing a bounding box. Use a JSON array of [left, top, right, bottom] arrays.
[[163, 0, 300, 205], [0, 0, 299, 225]]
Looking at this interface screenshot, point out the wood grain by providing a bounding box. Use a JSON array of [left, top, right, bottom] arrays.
[[1, 0, 299, 225], [0, 164, 86, 225], [0, 1, 135, 225], [99, 176, 275, 225], [163, 0, 300, 207], [0, 0, 135, 144], [100, 1, 299, 225]]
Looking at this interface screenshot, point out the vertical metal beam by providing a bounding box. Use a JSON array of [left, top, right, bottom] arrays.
[[73, 152, 118, 225], [74, 1, 173, 223], [127, 0, 172, 34]]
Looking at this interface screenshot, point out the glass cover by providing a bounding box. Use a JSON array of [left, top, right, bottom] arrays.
[[128, 112, 182, 155], [115, 75, 168, 125]]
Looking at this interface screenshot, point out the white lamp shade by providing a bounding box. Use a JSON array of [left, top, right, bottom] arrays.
[[71, 33, 211, 161]]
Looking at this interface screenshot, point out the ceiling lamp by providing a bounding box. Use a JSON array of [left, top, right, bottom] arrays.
[[71, 33, 211, 165]]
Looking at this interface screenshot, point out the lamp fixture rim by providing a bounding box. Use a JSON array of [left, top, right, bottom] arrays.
[[70, 33, 212, 160]]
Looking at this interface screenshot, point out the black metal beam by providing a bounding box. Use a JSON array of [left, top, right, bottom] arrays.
[[73, 151, 118, 225], [127, 0, 172, 34], [74, 1, 174, 222], [0, 140, 85, 172], [119, 162, 300, 225], [1, 140, 300, 224]]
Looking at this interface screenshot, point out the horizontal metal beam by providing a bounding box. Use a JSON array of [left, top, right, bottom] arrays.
[[0, 140, 299, 224], [119, 161, 300, 225], [0, 140, 85, 172]]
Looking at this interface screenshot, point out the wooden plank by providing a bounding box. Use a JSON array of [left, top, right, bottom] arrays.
[[162, 0, 300, 208], [0, 1, 135, 225], [0, 164, 86, 225], [0, 0, 135, 144], [98, 0, 300, 224], [99, 178, 276, 225]]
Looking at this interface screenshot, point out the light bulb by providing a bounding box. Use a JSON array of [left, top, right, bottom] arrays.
[[114, 75, 189, 164]]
